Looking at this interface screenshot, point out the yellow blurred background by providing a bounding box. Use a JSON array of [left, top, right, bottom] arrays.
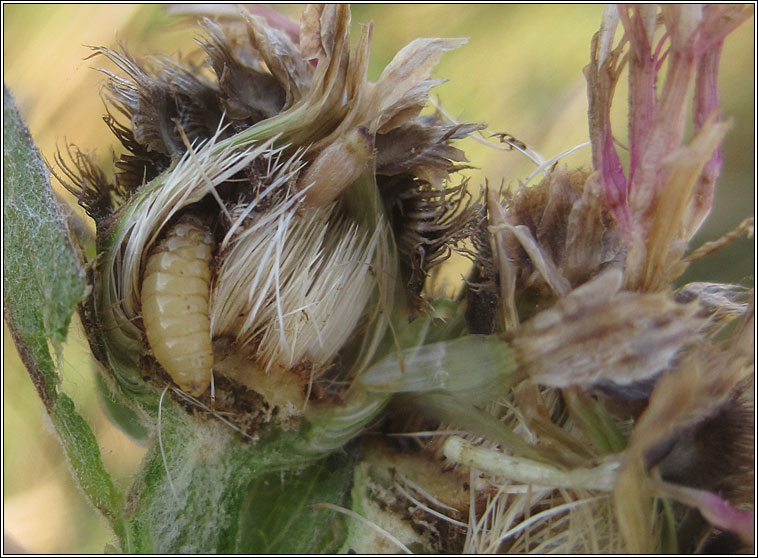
[[3, 5, 754, 553]]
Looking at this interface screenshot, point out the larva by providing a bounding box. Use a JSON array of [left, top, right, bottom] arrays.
[[141, 215, 214, 397]]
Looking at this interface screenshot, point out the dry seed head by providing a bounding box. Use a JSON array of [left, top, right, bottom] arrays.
[[211, 202, 384, 380], [110, 133, 384, 409], [474, 167, 626, 332], [62, 5, 481, 434]]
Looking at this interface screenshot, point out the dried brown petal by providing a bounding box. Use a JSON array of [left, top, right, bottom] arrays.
[[102, 111, 171, 195], [92, 46, 223, 158], [384, 178, 478, 316], [310, 22, 373, 150], [375, 116, 484, 188], [366, 37, 467, 134], [299, 4, 326, 61], [513, 268, 705, 388], [563, 172, 624, 285], [243, 12, 314, 108], [200, 19, 286, 121], [52, 143, 116, 222], [299, 4, 344, 62]]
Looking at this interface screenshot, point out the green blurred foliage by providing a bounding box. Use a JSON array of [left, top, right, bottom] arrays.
[[3, 4, 753, 552]]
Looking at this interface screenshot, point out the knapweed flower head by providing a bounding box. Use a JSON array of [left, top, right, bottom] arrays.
[[59, 5, 483, 434], [586, 5, 751, 292]]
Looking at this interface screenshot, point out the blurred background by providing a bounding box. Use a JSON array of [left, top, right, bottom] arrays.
[[3, 5, 754, 553]]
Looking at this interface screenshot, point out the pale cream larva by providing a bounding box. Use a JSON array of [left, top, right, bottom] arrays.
[[141, 215, 214, 397]]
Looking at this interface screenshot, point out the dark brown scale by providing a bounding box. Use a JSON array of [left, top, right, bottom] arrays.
[[382, 175, 479, 317], [464, 200, 499, 334]]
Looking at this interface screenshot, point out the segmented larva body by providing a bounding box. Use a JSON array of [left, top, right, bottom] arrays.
[[141, 216, 214, 397]]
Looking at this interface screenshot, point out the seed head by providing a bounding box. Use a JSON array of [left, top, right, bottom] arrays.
[[58, 5, 482, 433]]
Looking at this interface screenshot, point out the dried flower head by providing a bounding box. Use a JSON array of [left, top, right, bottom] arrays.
[[446, 4, 754, 554], [59, 5, 482, 434]]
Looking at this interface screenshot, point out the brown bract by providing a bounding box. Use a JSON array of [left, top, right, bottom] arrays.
[[476, 167, 625, 332], [512, 269, 705, 389]]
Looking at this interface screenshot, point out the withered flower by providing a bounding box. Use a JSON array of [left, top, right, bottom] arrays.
[[59, 5, 483, 440], [449, 4, 754, 554]]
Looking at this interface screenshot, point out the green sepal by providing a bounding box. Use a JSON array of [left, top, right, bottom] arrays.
[[95, 372, 150, 443], [360, 334, 516, 404]]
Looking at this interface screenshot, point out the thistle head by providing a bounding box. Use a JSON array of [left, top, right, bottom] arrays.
[[58, 5, 482, 435]]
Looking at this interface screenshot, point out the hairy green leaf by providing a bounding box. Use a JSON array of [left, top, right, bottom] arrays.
[[3, 84, 125, 542], [236, 448, 356, 553], [50, 394, 126, 537], [124, 392, 319, 553], [3, 84, 88, 404]]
